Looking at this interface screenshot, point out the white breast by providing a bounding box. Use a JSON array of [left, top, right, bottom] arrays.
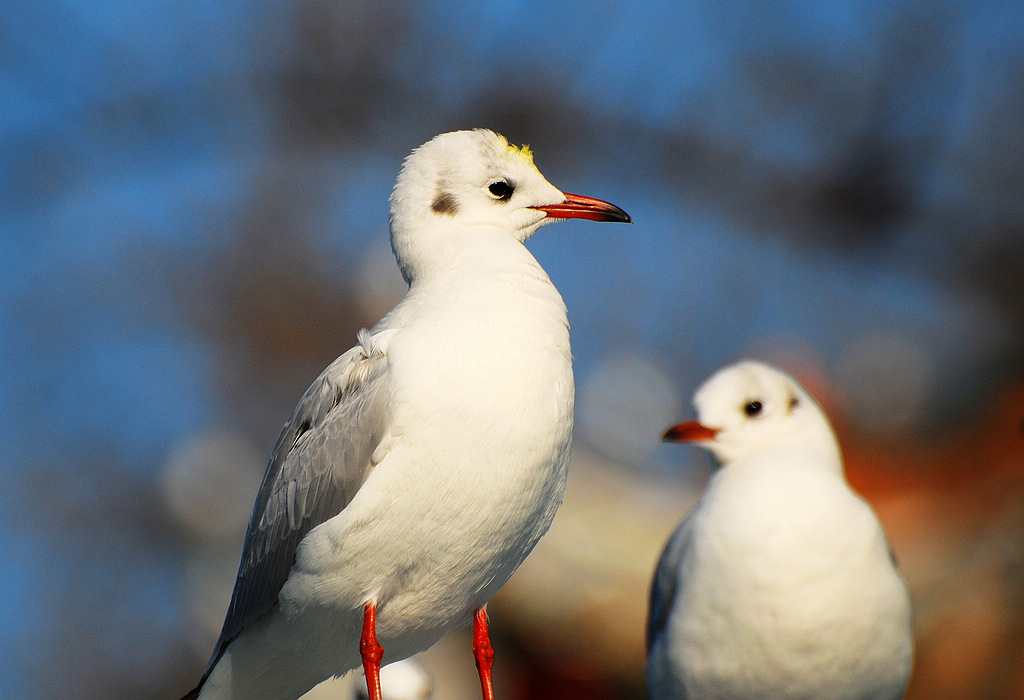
[[280, 240, 574, 664], [662, 461, 913, 699]]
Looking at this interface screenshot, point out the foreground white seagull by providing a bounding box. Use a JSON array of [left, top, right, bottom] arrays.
[[647, 361, 913, 700], [182, 129, 630, 700]]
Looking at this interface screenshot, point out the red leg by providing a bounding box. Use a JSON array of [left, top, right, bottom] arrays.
[[473, 608, 496, 700], [360, 603, 385, 700]]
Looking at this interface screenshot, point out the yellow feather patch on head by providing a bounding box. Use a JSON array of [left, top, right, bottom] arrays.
[[505, 139, 534, 166]]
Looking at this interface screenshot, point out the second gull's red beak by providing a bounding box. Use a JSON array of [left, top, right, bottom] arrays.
[[662, 422, 720, 443]]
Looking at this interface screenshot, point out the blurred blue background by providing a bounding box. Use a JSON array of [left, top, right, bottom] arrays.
[[3, 1, 1023, 698]]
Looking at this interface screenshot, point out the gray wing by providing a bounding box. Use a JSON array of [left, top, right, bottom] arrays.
[[202, 331, 392, 677], [646, 513, 695, 653]]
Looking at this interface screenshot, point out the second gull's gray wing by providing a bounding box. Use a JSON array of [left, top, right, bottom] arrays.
[[202, 330, 392, 678], [647, 512, 695, 653]]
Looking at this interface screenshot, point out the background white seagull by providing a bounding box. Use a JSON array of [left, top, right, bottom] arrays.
[[180, 129, 630, 700], [648, 360, 913, 700]]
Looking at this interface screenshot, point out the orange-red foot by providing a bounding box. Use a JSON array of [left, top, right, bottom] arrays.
[[360, 603, 385, 700], [473, 608, 496, 700]]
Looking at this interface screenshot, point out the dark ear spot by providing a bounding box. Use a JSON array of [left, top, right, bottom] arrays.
[[431, 191, 458, 216]]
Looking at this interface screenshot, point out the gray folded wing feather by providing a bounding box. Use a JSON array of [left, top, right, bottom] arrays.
[[647, 513, 694, 653], [201, 333, 392, 677]]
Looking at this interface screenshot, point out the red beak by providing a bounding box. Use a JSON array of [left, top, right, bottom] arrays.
[[662, 421, 720, 443], [531, 192, 632, 223]]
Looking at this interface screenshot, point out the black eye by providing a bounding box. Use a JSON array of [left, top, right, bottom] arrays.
[[487, 180, 514, 201], [744, 400, 763, 417]]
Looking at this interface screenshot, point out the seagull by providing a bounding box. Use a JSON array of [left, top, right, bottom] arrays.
[[180, 129, 630, 700], [647, 361, 913, 700]]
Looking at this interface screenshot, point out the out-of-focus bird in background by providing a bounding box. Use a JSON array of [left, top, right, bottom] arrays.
[[648, 360, 913, 700]]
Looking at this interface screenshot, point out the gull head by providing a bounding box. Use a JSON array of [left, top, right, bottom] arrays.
[[389, 129, 630, 283], [663, 360, 838, 466]]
